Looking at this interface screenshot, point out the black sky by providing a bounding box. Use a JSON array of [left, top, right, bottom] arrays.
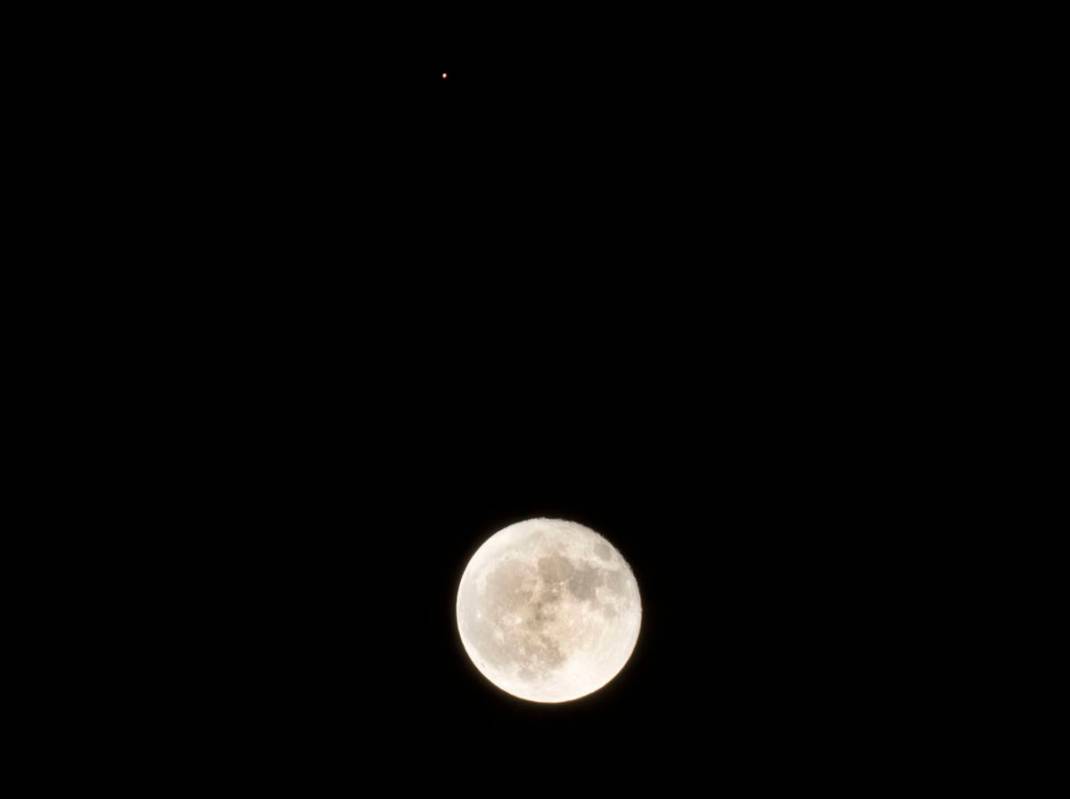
[[126, 338, 916, 791], [57, 9, 949, 790]]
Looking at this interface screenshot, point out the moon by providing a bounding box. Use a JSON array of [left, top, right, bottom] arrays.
[[456, 518, 641, 703]]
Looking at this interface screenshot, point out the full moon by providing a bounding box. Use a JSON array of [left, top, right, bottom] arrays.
[[456, 518, 641, 703]]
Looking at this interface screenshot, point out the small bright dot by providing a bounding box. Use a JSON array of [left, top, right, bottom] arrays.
[[442, 72, 448, 79]]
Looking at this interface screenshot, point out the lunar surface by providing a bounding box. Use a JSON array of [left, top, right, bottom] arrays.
[[456, 518, 641, 703]]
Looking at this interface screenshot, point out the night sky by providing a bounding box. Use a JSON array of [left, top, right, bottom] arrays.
[[63, 11, 941, 791], [132, 343, 913, 790]]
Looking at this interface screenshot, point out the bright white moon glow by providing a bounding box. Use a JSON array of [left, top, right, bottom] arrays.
[[456, 518, 641, 703]]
